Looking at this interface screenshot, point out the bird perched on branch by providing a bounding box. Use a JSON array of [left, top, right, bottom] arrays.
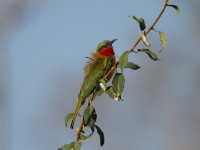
[[70, 39, 117, 129]]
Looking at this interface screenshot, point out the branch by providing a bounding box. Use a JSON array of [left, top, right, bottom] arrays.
[[130, 0, 169, 52], [76, 0, 169, 145], [104, 0, 169, 79], [76, 93, 95, 141]]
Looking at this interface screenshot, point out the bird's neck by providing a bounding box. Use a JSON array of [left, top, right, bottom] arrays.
[[99, 46, 115, 57], [93, 46, 115, 59]]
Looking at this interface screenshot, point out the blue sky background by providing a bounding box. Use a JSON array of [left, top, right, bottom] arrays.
[[1, 0, 200, 150]]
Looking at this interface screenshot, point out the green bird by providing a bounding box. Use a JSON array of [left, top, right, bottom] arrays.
[[70, 39, 117, 129]]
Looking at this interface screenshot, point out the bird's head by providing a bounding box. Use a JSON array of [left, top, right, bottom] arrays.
[[96, 39, 117, 57]]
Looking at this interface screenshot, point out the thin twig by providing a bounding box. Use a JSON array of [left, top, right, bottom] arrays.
[[104, 0, 169, 79], [76, 93, 95, 141], [103, 61, 119, 80], [130, 0, 169, 52], [76, 117, 84, 141], [88, 92, 95, 106]]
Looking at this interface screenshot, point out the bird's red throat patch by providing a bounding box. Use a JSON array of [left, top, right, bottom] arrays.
[[99, 46, 115, 56]]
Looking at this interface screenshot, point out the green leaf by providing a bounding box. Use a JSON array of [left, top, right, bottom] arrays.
[[93, 85, 104, 101], [94, 88, 103, 97], [68, 142, 75, 149], [68, 142, 80, 150], [58, 144, 69, 150], [74, 142, 81, 150], [99, 79, 107, 91], [106, 86, 115, 100], [88, 109, 97, 128], [125, 62, 140, 70], [138, 49, 160, 61], [159, 31, 167, 51], [128, 15, 146, 31], [118, 50, 130, 73], [137, 18, 146, 31], [65, 113, 74, 127], [93, 85, 104, 100], [79, 133, 92, 142], [95, 125, 105, 146], [141, 33, 151, 47], [112, 73, 125, 98], [83, 106, 95, 125], [106, 86, 123, 101], [167, 4, 180, 14]]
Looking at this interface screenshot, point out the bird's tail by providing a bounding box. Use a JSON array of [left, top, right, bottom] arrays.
[[70, 99, 82, 129]]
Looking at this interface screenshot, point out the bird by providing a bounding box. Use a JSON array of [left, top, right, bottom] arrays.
[[70, 39, 117, 129]]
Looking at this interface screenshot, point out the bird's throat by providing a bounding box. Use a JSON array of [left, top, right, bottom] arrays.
[[99, 46, 115, 56]]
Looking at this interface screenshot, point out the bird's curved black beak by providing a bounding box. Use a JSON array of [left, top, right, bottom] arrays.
[[110, 39, 117, 45]]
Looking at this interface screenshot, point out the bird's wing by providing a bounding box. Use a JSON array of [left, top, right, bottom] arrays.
[[79, 57, 105, 100]]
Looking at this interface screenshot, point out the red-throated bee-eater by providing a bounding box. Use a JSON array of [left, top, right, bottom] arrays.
[[70, 39, 117, 129]]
